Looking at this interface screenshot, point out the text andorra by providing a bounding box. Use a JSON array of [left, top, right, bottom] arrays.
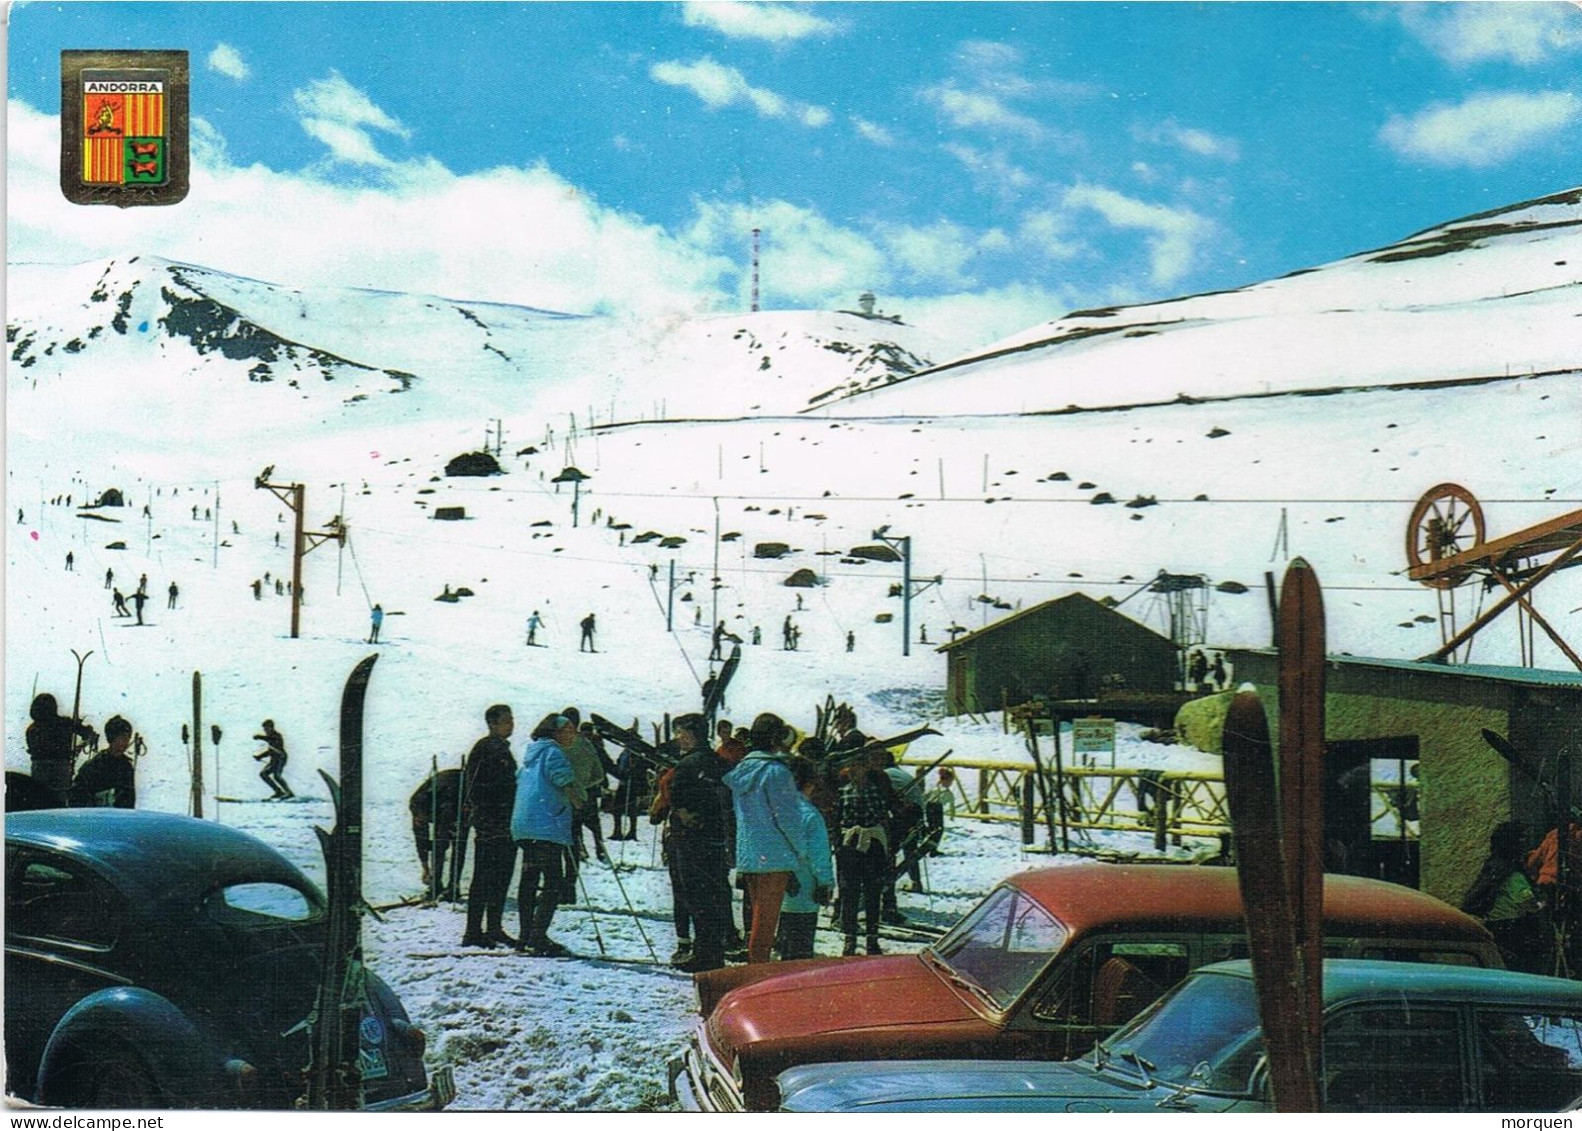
[[83, 81, 164, 93]]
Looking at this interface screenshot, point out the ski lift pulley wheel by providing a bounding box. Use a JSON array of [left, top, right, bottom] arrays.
[[1406, 482, 1486, 590]]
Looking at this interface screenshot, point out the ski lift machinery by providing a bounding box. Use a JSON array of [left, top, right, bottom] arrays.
[[1405, 482, 1582, 671]]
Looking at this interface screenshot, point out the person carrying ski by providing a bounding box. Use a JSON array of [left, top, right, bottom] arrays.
[[710, 621, 726, 661], [722, 713, 803, 964], [69, 715, 137, 809], [667, 713, 734, 972], [579, 613, 597, 652], [526, 609, 544, 646], [510, 712, 584, 956], [25, 693, 97, 803], [369, 603, 384, 644], [253, 719, 294, 799], [410, 767, 465, 901], [462, 704, 520, 949]]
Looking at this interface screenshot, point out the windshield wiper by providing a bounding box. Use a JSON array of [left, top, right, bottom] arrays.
[[924, 951, 1001, 1011], [1113, 1048, 1156, 1088], [1092, 1038, 1112, 1071]]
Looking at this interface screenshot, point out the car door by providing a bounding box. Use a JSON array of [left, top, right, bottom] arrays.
[[5, 848, 128, 1100], [1321, 1001, 1471, 1111]]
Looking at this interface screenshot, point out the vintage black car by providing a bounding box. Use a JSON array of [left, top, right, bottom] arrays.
[[5, 808, 455, 1109]]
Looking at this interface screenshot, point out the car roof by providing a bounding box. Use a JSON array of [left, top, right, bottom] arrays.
[[1193, 957, 1582, 1009], [1006, 863, 1488, 941], [7, 809, 320, 914]]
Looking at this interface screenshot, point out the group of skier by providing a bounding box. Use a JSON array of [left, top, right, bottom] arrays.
[[405, 694, 953, 968]]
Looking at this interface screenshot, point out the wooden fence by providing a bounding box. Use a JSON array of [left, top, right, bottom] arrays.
[[898, 754, 1420, 853]]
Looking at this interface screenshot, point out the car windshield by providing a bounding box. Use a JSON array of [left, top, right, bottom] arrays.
[[1096, 971, 1264, 1092], [930, 885, 1069, 1012]]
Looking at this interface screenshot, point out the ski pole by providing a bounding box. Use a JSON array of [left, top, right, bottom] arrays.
[[603, 852, 660, 962], [575, 859, 609, 959]]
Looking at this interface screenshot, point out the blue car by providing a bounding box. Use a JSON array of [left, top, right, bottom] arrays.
[[777, 959, 1582, 1112], [5, 809, 455, 1110]]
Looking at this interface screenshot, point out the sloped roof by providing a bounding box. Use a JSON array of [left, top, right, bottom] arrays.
[[1224, 648, 1582, 690], [935, 591, 1172, 653]]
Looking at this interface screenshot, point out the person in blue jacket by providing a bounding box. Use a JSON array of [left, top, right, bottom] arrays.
[[722, 712, 804, 964], [778, 757, 836, 960], [510, 712, 586, 956]]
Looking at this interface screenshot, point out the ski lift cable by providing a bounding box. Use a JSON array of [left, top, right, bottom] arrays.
[[344, 533, 375, 609], [345, 521, 1444, 595]]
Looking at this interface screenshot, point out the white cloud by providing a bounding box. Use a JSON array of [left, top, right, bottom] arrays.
[[1017, 209, 1082, 262], [902, 283, 1081, 358], [851, 116, 896, 146], [292, 71, 411, 165], [1062, 184, 1211, 286], [1379, 90, 1580, 167], [1133, 119, 1240, 162], [207, 43, 249, 81], [684, 198, 885, 304], [1398, 2, 1582, 65], [941, 142, 1033, 199], [650, 57, 829, 126], [7, 99, 731, 321], [680, 1, 838, 42], [877, 220, 987, 288], [924, 83, 1046, 140]]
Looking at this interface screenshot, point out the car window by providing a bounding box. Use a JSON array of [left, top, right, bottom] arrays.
[[205, 881, 323, 925], [1358, 945, 1482, 967], [7, 855, 120, 949], [1323, 1004, 1465, 1111], [933, 886, 1068, 1012], [1474, 1010, 1582, 1111], [1033, 939, 1190, 1027]]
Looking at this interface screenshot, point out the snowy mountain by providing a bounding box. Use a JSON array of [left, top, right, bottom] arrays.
[[822, 186, 1582, 417], [6, 255, 945, 439]]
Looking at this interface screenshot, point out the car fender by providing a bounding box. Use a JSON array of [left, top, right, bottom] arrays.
[[39, 986, 223, 1104]]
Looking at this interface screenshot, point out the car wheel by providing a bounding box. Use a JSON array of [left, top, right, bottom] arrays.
[[45, 1041, 168, 1109]]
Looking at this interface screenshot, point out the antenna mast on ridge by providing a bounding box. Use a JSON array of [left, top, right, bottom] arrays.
[[750, 227, 761, 313]]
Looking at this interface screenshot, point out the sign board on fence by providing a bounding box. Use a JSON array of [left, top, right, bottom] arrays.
[[1072, 717, 1116, 766]]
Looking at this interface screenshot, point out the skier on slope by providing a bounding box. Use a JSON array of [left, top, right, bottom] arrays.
[[253, 719, 294, 799]]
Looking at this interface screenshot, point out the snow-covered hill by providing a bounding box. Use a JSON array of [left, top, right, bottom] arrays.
[[822, 187, 1582, 417], [7, 256, 944, 438]]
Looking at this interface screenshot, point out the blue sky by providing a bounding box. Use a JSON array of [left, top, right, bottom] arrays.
[[9, 2, 1582, 351]]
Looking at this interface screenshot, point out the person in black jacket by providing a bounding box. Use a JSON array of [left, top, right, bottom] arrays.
[[253, 720, 294, 799], [410, 767, 466, 901], [25, 693, 97, 804], [667, 713, 733, 972], [70, 716, 136, 808], [462, 705, 519, 948]]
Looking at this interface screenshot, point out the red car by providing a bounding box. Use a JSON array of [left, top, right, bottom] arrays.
[[670, 863, 1500, 1111]]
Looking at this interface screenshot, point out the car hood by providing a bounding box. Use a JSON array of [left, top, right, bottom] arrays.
[[710, 954, 986, 1054], [776, 1058, 1174, 1113]]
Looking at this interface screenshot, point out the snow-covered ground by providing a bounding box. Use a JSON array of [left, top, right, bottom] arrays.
[[7, 185, 1579, 1111]]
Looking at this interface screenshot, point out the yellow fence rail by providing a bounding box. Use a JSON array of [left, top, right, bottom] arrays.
[[899, 754, 1418, 850]]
